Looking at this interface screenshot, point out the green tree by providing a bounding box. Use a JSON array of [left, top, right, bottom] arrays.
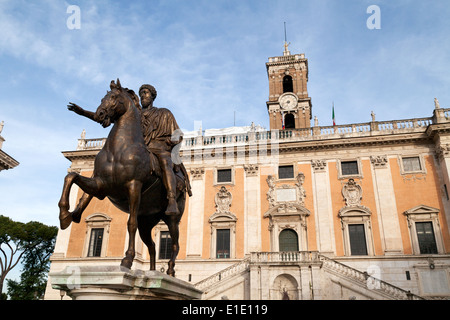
[[0, 216, 57, 299]]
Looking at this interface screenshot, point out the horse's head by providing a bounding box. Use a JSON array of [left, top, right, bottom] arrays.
[[96, 79, 139, 128]]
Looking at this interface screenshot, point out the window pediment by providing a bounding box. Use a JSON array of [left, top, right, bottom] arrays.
[[264, 203, 311, 219], [209, 212, 237, 223], [339, 205, 371, 217], [85, 213, 112, 223], [403, 205, 439, 216]]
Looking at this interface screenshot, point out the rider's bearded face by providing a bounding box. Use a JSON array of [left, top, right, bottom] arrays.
[[140, 89, 153, 108]]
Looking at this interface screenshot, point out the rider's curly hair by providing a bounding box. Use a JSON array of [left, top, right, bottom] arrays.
[[139, 84, 157, 100]]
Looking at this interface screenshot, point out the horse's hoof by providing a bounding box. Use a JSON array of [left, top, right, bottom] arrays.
[[121, 257, 133, 269], [59, 212, 73, 230], [167, 269, 175, 277]]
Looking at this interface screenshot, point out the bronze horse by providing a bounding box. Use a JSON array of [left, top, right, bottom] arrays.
[[58, 79, 186, 276]]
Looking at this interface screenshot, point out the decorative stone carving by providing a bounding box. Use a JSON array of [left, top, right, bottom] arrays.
[[296, 172, 306, 205], [244, 164, 259, 176], [311, 159, 326, 172], [266, 173, 306, 208], [436, 143, 450, 160], [342, 178, 362, 207], [266, 175, 277, 208], [190, 167, 205, 180], [214, 186, 232, 215], [370, 155, 388, 168], [339, 178, 371, 217]]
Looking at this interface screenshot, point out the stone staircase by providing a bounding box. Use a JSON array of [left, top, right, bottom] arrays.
[[319, 255, 424, 300], [194, 252, 425, 300], [194, 258, 250, 299]]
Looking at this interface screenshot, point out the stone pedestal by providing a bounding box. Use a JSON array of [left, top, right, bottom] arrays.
[[50, 265, 202, 300]]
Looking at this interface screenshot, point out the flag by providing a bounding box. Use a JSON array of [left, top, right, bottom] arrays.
[[332, 103, 336, 126], [281, 112, 285, 129]]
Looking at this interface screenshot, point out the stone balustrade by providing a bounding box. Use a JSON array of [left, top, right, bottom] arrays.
[[320, 255, 424, 300], [194, 258, 250, 291], [250, 251, 320, 263], [75, 109, 449, 151]]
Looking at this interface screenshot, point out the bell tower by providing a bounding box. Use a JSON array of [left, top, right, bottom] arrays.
[[266, 42, 312, 130]]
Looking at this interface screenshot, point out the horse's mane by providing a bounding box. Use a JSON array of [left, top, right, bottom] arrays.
[[124, 88, 141, 111]]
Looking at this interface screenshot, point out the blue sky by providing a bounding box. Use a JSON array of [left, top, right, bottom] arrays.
[[0, 0, 449, 230]]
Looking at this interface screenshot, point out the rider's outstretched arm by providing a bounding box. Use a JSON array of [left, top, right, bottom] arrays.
[[67, 102, 98, 122]]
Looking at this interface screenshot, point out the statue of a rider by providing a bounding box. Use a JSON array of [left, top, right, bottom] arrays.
[[138, 84, 189, 215], [67, 83, 191, 216]]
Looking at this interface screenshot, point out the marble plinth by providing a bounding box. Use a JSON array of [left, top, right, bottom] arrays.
[[50, 265, 203, 300]]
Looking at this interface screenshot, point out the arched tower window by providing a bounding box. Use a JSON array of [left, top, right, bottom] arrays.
[[279, 229, 299, 251], [284, 113, 295, 129], [283, 75, 293, 93]]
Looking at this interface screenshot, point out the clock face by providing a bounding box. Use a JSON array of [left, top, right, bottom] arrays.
[[279, 93, 298, 110]]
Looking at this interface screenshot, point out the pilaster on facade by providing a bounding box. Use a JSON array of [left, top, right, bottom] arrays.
[[186, 167, 206, 259], [244, 164, 262, 255], [369, 156, 404, 255], [311, 160, 336, 255]]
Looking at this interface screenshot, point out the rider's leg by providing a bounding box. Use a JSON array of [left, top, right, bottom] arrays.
[[158, 153, 179, 215]]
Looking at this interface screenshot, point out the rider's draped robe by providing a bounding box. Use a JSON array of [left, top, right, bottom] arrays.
[[140, 106, 180, 147], [140, 106, 189, 193]]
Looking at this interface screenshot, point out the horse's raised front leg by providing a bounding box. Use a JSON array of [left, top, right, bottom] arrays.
[[121, 180, 142, 269], [58, 172, 78, 230], [58, 172, 104, 230], [72, 192, 94, 224]]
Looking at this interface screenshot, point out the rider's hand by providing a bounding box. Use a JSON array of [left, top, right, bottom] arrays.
[[67, 102, 84, 115]]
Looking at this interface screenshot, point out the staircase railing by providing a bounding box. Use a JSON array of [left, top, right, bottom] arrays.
[[319, 255, 425, 300], [193, 252, 426, 300], [194, 258, 250, 291]]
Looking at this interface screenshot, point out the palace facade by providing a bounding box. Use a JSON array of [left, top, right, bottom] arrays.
[[45, 46, 450, 300]]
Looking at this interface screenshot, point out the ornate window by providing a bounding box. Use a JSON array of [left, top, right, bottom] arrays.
[[339, 209, 373, 256], [339, 179, 374, 256], [264, 173, 309, 251], [83, 213, 112, 258], [209, 186, 237, 259], [404, 205, 444, 254]]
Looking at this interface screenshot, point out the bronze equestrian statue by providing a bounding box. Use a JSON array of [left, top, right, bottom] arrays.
[[58, 79, 190, 277]]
